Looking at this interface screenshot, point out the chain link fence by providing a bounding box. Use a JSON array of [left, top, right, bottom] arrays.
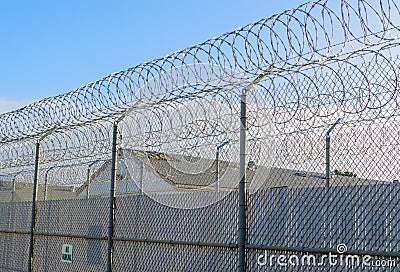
[[1, 0, 400, 271]]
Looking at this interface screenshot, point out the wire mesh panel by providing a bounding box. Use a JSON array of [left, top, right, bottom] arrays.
[[35, 197, 109, 238], [114, 193, 238, 242], [0, 233, 31, 272], [33, 197, 109, 271], [113, 193, 238, 270], [246, 48, 400, 269], [33, 236, 107, 272], [0, 167, 34, 271], [0, 201, 32, 233], [114, 242, 236, 272]]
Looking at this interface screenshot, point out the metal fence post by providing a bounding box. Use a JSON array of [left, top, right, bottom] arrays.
[[11, 171, 24, 202], [238, 66, 273, 272], [28, 140, 41, 272], [216, 141, 230, 193], [44, 166, 55, 201], [11, 174, 17, 202], [107, 121, 119, 272], [86, 167, 91, 199], [238, 90, 248, 272], [44, 171, 49, 201], [325, 118, 340, 187], [325, 136, 330, 187], [139, 160, 144, 195], [216, 148, 220, 192], [86, 159, 106, 199]]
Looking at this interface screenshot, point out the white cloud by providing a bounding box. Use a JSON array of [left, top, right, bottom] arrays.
[[0, 97, 32, 114]]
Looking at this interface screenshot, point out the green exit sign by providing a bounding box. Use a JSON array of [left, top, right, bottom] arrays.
[[61, 244, 73, 263]]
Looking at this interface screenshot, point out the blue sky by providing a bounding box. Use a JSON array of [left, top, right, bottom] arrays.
[[0, 0, 307, 113]]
